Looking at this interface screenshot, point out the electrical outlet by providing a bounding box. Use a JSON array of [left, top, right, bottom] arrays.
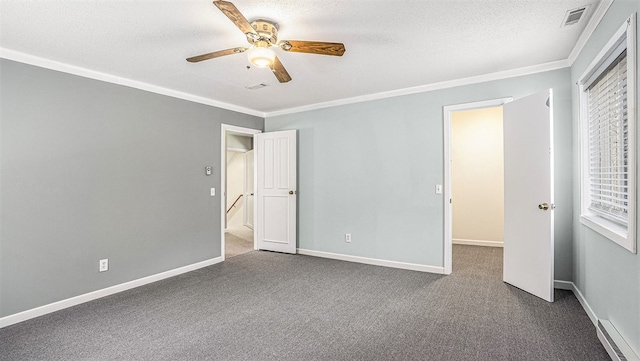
[[99, 259, 109, 272], [345, 233, 351, 243]]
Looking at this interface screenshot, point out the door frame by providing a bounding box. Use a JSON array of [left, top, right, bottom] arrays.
[[442, 97, 512, 275], [243, 149, 255, 229], [220, 124, 262, 261]]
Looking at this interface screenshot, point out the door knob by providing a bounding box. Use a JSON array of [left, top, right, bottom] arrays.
[[538, 202, 553, 210], [289, 190, 295, 195]]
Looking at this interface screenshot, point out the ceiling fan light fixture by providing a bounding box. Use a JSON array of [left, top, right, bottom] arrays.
[[187, 1, 345, 83], [247, 41, 275, 68]]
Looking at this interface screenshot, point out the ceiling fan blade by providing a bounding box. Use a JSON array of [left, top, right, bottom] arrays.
[[280, 40, 345, 56], [186, 47, 247, 62], [269, 56, 292, 83], [213, 1, 257, 36]]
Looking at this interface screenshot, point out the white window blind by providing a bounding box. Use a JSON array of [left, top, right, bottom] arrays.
[[586, 51, 629, 225], [579, 14, 636, 253]]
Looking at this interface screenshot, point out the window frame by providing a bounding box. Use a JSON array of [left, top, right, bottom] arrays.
[[579, 14, 637, 254]]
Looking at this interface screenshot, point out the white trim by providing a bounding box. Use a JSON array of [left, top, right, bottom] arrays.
[[553, 280, 574, 291], [0, 48, 264, 118], [442, 97, 513, 275], [1, 3, 609, 120], [0, 257, 222, 329], [580, 215, 630, 247], [297, 249, 445, 274], [243, 150, 251, 229], [567, 0, 615, 65], [577, 14, 637, 254], [265, 61, 567, 117], [452, 239, 503, 248], [1, 47, 569, 120], [553, 280, 597, 325], [220, 124, 261, 260], [578, 16, 632, 82]]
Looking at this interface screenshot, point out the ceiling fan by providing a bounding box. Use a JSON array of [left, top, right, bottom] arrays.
[[186, 0, 346, 83]]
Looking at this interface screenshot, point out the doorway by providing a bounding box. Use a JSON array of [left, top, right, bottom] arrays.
[[448, 105, 505, 283], [443, 97, 512, 275], [451, 106, 504, 249], [221, 124, 261, 260], [443, 92, 555, 302]]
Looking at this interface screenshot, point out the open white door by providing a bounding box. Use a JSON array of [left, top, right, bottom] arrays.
[[255, 130, 297, 254], [503, 90, 554, 302]]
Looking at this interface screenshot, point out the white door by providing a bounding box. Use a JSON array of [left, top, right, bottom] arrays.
[[255, 130, 297, 254], [503, 90, 554, 302]]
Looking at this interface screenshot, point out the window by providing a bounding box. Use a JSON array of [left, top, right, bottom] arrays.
[[579, 15, 637, 253]]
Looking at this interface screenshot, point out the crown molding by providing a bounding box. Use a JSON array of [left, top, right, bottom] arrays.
[[264, 59, 570, 118], [6, 8, 609, 123], [0, 48, 265, 118]]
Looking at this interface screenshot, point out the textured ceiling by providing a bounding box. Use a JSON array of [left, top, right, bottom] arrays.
[[0, 0, 602, 115]]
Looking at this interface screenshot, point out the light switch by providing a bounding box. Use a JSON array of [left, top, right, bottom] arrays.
[[210, 188, 216, 196], [435, 185, 442, 194]]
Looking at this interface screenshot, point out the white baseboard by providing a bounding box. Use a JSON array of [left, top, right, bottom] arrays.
[[553, 280, 597, 325], [453, 238, 504, 247], [553, 280, 574, 290], [0, 256, 223, 329], [297, 248, 444, 274]]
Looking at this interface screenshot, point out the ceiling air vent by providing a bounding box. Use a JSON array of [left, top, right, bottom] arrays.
[[245, 83, 268, 90], [562, 5, 589, 27]]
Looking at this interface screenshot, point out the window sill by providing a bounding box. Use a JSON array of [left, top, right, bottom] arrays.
[[580, 214, 636, 253]]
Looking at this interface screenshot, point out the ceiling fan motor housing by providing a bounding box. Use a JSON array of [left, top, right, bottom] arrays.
[[247, 20, 278, 45]]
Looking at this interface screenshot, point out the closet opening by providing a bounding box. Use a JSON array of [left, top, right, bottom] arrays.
[[443, 97, 512, 275], [450, 106, 504, 273]]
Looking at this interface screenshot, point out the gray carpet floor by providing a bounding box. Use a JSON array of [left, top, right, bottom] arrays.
[[0, 245, 609, 361], [225, 225, 254, 259]]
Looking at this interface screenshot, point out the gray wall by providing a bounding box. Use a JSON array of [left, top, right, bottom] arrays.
[[571, 0, 640, 353], [0, 59, 263, 317], [266, 68, 573, 279]]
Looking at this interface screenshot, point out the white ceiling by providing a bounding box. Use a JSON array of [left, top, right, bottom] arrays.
[[0, 0, 603, 116]]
